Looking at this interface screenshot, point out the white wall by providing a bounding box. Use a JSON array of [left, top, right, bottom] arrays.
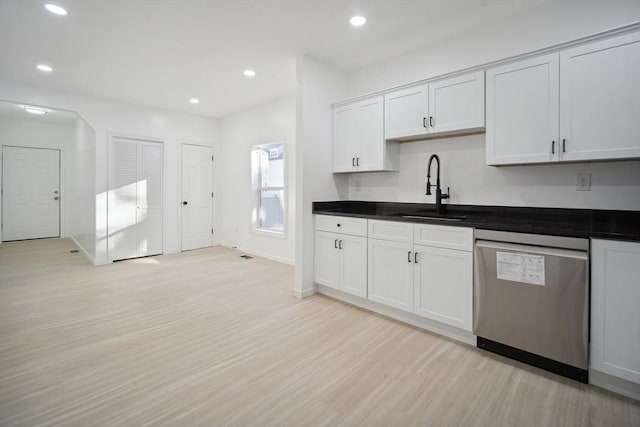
[[70, 117, 97, 260], [0, 117, 74, 241], [218, 94, 296, 264], [0, 80, 219, 264], [294, 55, 349, 297], [343, 3, 640, 211]]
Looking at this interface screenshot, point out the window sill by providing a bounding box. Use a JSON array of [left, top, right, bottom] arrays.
[[251, 228, 287, 239]]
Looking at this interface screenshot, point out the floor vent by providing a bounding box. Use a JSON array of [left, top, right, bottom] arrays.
[[70, 249, 79, 253], [240, 255, 253, 259]]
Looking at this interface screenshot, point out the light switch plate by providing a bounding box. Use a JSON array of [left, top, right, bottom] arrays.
[[577, 173, 591, 191]]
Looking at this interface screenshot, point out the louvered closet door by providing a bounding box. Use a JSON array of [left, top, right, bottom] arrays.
[[137, 142, 163, 257], [109, 138, 163, 261], [110, 139, 139, 261]]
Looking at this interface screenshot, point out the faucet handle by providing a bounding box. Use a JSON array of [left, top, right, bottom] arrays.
[[442, 187, 450, 199]]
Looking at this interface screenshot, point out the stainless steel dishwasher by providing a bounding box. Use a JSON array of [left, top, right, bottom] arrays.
[[473, 230, 589, 383]]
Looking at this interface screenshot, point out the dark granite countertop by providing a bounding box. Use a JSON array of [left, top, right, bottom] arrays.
[[312, 201, 640, 242]]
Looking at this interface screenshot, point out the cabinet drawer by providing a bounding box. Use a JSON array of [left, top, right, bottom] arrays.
[[368, 220, 413, 243], [414, 224, 473, 251], [316, 215, 367, 237]]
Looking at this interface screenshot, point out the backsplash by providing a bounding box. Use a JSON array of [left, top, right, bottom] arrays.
[[347, 134, 640, 211]]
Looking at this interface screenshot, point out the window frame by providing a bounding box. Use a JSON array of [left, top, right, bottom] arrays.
[[250, 142, 287, 238]]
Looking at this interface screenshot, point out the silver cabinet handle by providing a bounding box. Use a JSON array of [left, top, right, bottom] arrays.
[[562, 139, 566, 153], [552, 140, 555, 154], [334, 239, 338, 249], [356, 157, 360, 166], [429, 116, 434, 127], [423, 117, 427, 128], [352, 157, 355, 166], [407, 251, 412, 262], [414, 252, 418, 264], [339, 240, 343, 249]]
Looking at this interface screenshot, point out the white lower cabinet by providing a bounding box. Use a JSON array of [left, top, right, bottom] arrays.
[[367, 238, 414, 312], [413, 245, 473, 331], [591, 239, 640, 385], [315, 223, 367, 298]]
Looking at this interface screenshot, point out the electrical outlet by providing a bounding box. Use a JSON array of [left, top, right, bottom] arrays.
[[577, 173, 591, 191]]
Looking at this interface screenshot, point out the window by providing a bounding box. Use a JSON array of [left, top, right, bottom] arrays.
[[251, 143, 285, 235]]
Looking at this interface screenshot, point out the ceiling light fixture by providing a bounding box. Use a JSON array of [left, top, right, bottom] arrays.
[[24, 106, 49, 115], [350, 16, 367, 27], [36, 64, 53, 72], [243, 69, 256, 77], [189, 98, 200, 104], [44, 4, 68, 16]]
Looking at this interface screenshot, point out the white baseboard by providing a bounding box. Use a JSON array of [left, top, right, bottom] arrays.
[[220, 243, 294, 265], [317, 285, 476, 346], [293, 286, 317, 299], [590, 370, 640, 401], [69, 235, 97, 266]]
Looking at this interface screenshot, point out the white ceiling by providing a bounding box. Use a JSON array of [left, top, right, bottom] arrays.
[[0, 100, 78, 126], [0, 0, 553, 118]]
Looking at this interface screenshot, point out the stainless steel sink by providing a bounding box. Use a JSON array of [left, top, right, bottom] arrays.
[[401, 215, 465, 222]]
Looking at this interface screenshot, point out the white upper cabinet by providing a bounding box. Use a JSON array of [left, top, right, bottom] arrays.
[[333, 95, 398, 173], [384, 84, 429, 140], [486, 53, 560, 165], [429, 71, 485, 134], [384, 71, 485, 141], [559, 32, 640, 162], [487, 31, 640, 166]]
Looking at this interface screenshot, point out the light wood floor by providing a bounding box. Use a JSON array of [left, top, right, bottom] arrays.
[[0, 238, 638, 426]]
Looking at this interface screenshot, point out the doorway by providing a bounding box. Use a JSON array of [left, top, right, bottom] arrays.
[[2, 146, 60, 241], [181, 144, 213, 251]]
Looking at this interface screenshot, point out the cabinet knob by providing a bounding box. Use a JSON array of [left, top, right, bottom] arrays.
[[337, 223, 341, 227], [182, 201, 188, 205]]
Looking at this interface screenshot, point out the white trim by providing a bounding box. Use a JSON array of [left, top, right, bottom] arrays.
[[70, 235, 97, 265], [220, 242, 294, 265], [331, 22, 640, 108], [317, 285, 476, 346], [293, 286, 317, 299], [589, 370, 640, 401]]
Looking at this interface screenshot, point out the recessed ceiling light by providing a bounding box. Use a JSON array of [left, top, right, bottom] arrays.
[[36, 64, 53, 72], [44, 4, 68, 16], [243, 69, 256, 77], [24, 106, 49, 115], [350, 16, 367, 27], [189, 98, 200, 104]]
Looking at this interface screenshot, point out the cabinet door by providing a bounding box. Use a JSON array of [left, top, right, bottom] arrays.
[[560, 32, 640, 162], [486, 53, 560, 165], [414, 245, 472, 331], [339, 235, 368, 298], [384, 85, 429, 140], [357, 96, 385, 171], [333, 103, 357, 172], [429, 71, 485, 134], [368, 238, 414, 312], [315, 231, 340, 289], [591, 239, 640, 384]]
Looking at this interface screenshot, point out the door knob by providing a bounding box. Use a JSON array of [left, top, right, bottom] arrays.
[[182, 201, 188, 205]]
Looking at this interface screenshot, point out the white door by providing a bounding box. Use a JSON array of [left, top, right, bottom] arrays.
[[339, 234, 367, 298], [2, 146, 60, 241], [315, 231, 340, 289], [181, 144, 213, 251], [591, 239, 640, 384], [384, 84, 429, 140], [368, 238, 414, 312], [333, 103, 357, 172], [429, 71, 485, 134], [109, 138, 163, 261], [560, 32, 640, 162], [357, 96, 385, 171], [486, 53, 560, 165], [413, 245, 473, 331]]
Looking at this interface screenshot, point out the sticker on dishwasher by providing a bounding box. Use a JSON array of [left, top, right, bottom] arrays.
[[496, 252, 545, 286]]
